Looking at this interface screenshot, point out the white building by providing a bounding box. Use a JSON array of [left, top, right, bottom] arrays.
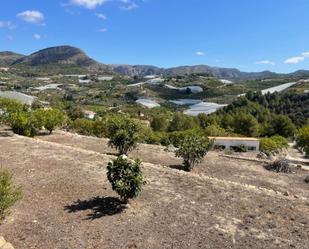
[[84, 110, 96, 120], [209, 137, 260, 152]]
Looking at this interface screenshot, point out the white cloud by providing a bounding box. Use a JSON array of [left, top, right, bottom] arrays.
[[284, 56, 305, 64], [301, 52, 309, 58], [255, 60, 275, 66], [17, 10, 44, 24], [99, 28, 108, 32], [95, 13, 107, 20], [120, 0, 139, 10], [71, 0, 109, 9], [34, 33, 41, 40], [195, 51, 205, 56], [0, 21, 15, 29]]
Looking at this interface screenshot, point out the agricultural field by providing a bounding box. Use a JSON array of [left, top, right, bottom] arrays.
[[0, 131, 308, 249]]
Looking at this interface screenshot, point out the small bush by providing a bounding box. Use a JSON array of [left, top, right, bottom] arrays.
[[0, 170, 22, 221], [296, 125, 309, 157], [107, 117, 141, 155], [175, 134, 213, 171], [265, 159, 292, 173], [260, 136, 289, 154], [107, 156, 144, 203]]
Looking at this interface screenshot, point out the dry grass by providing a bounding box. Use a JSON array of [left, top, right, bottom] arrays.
[[0, 131, 308, 249]]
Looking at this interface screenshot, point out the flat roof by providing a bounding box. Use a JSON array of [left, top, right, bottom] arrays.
[[208, 136, 260, 141]]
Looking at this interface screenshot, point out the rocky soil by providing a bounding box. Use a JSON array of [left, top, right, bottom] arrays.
[[0, 131, 308, 248]]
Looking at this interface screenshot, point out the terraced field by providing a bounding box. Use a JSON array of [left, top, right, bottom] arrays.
[[0, 131, 308, 248]]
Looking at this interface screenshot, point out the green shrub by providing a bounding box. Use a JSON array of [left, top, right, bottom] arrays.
[[260, 135, 289, 154], [175, 134, 213, 171], [107, 156, 144, 203], [8, 111, 40, 137], [168, 113, 198, 132], [70, 118, 95, 136], [150, 115, 169, 132], [42, 109, 65, 134], [107, 117, 141, 155], [296, 125, 309, 157], [0, 170, 22, 221]]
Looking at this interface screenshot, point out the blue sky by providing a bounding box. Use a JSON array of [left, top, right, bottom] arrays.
[[1, 0, 309, 72]]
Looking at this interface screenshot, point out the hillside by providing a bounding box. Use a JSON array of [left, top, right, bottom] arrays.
[[0, 51, 24, 66], [12, 46, 112, 73], [2, 45, 309, 80], [110, 64, 280, 79], [0, 131, 308, 248]]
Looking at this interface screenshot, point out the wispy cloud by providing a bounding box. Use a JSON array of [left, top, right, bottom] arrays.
[[71, 0, 109, 9], [17, 10, 45, 24], [283, 51, 309, 64], [195, 51, 205, 56], [284, 56, 305, 64], [0, 21, 15, 29], [120, 0, 139, 10], [95, 13, 107, 20], [99, 28, 108, 32], [301, 52, 309, 58], [255, 60, 275, 66], [34, 33, 41, 40]]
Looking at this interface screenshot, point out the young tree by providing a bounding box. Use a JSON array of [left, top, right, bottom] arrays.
[[0, 170, 22, 221], [107, 117, 140, 155], [175, 134, 213, 171], [42, 109, 65, 134], [107, 156, 144, 204]]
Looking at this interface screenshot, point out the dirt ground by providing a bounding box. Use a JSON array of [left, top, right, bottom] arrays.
[[0, 131, 308, 249]]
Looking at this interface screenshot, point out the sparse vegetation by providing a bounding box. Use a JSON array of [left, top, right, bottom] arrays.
[[0, 170, 22, 221], [107, 156, 144, 204]]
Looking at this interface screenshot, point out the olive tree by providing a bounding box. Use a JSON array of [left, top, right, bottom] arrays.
[[175, 134, 213, 171], [0, 170, 22, 221], [107, 156, 144, 204]]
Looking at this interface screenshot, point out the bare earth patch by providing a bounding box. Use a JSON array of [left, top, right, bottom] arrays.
[[0, 132, 308, 248]]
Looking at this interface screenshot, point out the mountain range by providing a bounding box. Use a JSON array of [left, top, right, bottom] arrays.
[[1, 45, 309, 80]]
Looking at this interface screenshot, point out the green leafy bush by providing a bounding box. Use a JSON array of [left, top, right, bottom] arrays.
[[107, 117, 141, 155], [8, 111, 40, 137], [107, 156, 144, 203], [0, 170, 22, 221], [260, 135, 289, 154], [175, 134, 213, 171], [296, 125, 309, 157]]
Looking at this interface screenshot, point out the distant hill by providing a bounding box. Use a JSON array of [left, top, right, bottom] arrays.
[[0, 51, 24, 66], [111, 64, 281, 80], [1, 45, 309, 80], [111, 64, 163, 77], [12, 45, 111, 72]]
